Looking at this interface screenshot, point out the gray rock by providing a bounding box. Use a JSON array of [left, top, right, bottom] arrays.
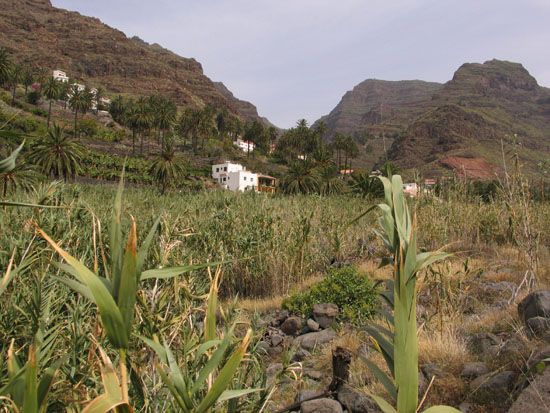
[[337, 384, 379, 413], [301, 398, 343, 413], [281, 316, 304, 336], [257, 340, 270, 355], [313, 303, 339, 329], [508, 368, 550, 412], [468, 332, 501, 358], [518, 290, 550, 324], [307, 318, 320, 332], [304, 368, 323, 381], [275, 310, 290, 325], [527, 316, 550, 338], [292, 348, 311, 362], [470, 370, 516, 404], [295, 329, 337, 350], [527, 345, 550, 370], [460, 362, 489, 380], [271, 333, 284, 347], [296, 390, 325, 403], [421, 363, 446, 380], [458, 402, 474, 412]]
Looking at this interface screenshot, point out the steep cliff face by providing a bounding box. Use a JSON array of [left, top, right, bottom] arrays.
[[0, 0, 273, 124], [316, 79, 443, 137], [317, 60, 550, 176]]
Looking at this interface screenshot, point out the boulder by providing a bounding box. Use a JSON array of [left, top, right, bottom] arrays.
[[460, 362, 489, 380], [292, 348, 311, 362], [337, 384, 379, 413], [304, 368, 323, 381], [527, 316, 550, 338], [295, 329, 337, 350], [468, 332, 501, 358], [266, 363, 283, 386], [270, 333, 284, 347], [301, 398, 343, 413], [469, 370, 516, 404], [527, 345, 550, 370], [421, 363, 446, 380], [307, 318, 320, 332], [313, 303, 339, 328], [458, 402, 474, 412], [296, 390, 325, 403], [518, 290, 550, 324], [508, 368, 550, 412], [281, 316, 304, 336]]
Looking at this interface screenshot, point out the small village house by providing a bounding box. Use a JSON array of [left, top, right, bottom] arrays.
[[52, 69, 69, 83], [234, 139, 255, 153], [211, 161, 276, 193]]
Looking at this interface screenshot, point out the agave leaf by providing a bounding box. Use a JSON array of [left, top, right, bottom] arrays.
[[22, 345, 38, 413], [83, 347, 132, 413], [191, 331, 232, 395], [365, 325, 394, 376], [421, 407, 462, 413], [37, 355, 67, 409], [217, 388, 262, 403], [110, 167, 125, 291], [52, 275, 94, 302], [361, 358, 397, 401], [156, 365, 189, 412], [204, 270, 221, 342], [138, 335, 167, 364], [0, 141, 24, 173], [6, 340, 24, 405], [196, 339, 222, 358], [415, 251, 452, 273], [370, 394, 397, 413], [195, 329, 252, 413], [117, 218, 138, 335], [141, 261, 227, 281], [0, 250, 17, 296], [38, 228, 128, 349], [137, 215, 161, 274], [0, 201, 66, 208]]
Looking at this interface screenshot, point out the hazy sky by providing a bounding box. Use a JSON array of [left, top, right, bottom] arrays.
[[52, 0, 550, 128]]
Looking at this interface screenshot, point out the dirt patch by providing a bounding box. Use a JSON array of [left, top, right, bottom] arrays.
[[440, 156, 499, 180]]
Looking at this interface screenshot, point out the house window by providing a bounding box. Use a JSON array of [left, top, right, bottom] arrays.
[[223, 177, 226, 182], [224, 167, 227, 171], [216, 168, 219, 172]]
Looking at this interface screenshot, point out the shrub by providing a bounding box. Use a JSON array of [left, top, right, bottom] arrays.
[[26, 90, 42, 105], [77, 118, 99, 137], [282, 266, 379, 324], [31, 107, 48, 117]]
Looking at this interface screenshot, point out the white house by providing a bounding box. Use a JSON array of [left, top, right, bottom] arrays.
[[403, 183, 419, 197], [53, 70, 69, 83], [211, 161, 260, 192], [234, 139, 255, 153]]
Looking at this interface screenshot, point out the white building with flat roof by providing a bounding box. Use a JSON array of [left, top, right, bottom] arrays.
[[212, 162, 258, 192], [53, 70, 69, 83], [234, 139, 255, 153]]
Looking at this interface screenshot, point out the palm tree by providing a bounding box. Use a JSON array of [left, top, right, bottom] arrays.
[[0, 48, 12, 86], [22, 67, 34, 95], [93, 86, 105, 114], [350, 171, 383, 198], [149, 142, 186, 194], [42, 76, 60, 127], [29, 124, 84, 181], [134, 97, 152, 154], [1, 161, 40, 197], [8, 64, 22, 105], [68, 85, 91, 138], [151, 96, 177, 148], [281, 161, 320, 195], [317, 164, 345, 196]]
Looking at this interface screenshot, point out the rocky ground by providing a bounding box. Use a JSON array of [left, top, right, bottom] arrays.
[[251, 257, 550, 413]]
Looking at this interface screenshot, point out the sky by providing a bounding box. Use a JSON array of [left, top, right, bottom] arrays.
[[52, 0, 550, 128]]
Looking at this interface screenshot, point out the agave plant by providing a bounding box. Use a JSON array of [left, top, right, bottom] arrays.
[[36, 171, 228, 410], [0, 141, 24, 174], [363, 175, 459, 413], [140, 269, 258, 412]]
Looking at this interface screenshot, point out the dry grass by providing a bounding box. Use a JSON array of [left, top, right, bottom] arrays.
[[418, 325, 471, 374]]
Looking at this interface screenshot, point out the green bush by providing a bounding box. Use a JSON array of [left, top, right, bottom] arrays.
[[282, 266, 379, 324], [78, 118, 99, 137], [26, 90, 42, 105], [31, 107, 48, 117]]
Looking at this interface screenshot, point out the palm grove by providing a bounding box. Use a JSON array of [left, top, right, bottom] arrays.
[[0, 47, 385, 197]]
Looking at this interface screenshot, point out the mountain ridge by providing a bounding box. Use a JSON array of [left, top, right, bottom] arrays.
[[0, 0, 274, 126]]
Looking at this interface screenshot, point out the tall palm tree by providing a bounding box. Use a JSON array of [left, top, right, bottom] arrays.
[[8, 64, 22, 105], [1, 161, 40, 197], [68, 85, 91, 139], [317, 164, 345, 196], [350, 172, 384, 199], [42, 76, 60, 127], [133, 97, 152, 154], [151, 96, 176, 148], [0, 48, 12, 86], [93, 86, 105, 114], [29, 124, 84, 181], [281, 161, 320, 195], [149, 141, 186, 194], [22, 67, 34, 95]]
